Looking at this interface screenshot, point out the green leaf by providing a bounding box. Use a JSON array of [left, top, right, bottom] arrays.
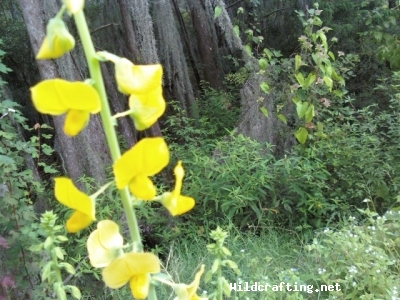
[[278, 114, 287, 124], [53, 247, 64, 260], [67, 285, 81, 299], [295, 127, 308, 144], [0, 155, 15, 166], [295, 73, 305, 86], [59, 262, 75, 274], [233, 25, 240, 37], [211, 259, 220, 273], [328, 51, 335, 61], [296, 101, 308, 119], [260, 107, 269, 117], [260, 82, 270, 94], [214, 6, 222, 18], [244, 44, 252, 56], [304, 73, 316, 88], [204, 270, 213, 283], [323, 76, 333, 91], [222, 277, 231, 296], [305, 104, 315, 123], [259, 58, 268, 70], [263, 48, 273, 59], [295, 54, 302, 71]]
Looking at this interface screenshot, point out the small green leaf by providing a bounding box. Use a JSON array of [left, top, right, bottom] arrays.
[[305, 104, 315, 123], [295, 127, 308, 144], [214, 6, 222, 18], [53, 247, 64, 260], [204, 270, 213, 283], [211, 259, 220, 273], [233, 25, 240, 36], [260, 107, 269, 117], [260, 82, 270, 94], [323, 76, 333, 91], [328, 51, 335, 61], [59, 262, 75, 274], [296, 101, 308, 119], [278, 114, 287, 124], [222, 277, 231, 296], [295, 54, 302, 71], [244, 44, 252, 56], [304, 73, 316, 88], [221, 246, 232, 256], [295, 73, 305, 86], [259, 58, 268, 70], [67, 286, 81, 299]]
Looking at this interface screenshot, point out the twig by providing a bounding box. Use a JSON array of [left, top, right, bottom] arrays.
[[226, 0, 245, 9], [90, 23, 120, 35], [62, 256, 89, 285]]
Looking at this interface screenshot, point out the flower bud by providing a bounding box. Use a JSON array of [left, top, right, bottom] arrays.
[[37, 18, 75, 59]]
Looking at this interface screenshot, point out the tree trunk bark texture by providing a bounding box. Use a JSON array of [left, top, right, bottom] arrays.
[[18, 0, 111, 184]]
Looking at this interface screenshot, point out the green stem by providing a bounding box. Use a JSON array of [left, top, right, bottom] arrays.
[[50, 233, 63, 284], [217, 260, 223, 300], [73, 10, 143, 251]]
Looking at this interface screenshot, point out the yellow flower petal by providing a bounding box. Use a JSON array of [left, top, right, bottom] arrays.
[[66, 210, 94, 233], [30, 80, 69, 115], [37, 19, 75, 59], [30, 79, 101, 114], [130, 274, 150, 299], [128, 175, 156, 200], [113, 137, 170, 189], [102, 252, 160, 288], [54, 177, 95, 232], [64, 0, 84, 14], [160, 161, 195, 216], [87, 220, 123, 268], [129, 87, 166, 131], [187, 265, 205, 299], [64, 109, 90, 136], [115, 59, 163, 95], [162, 194, 195, 216]]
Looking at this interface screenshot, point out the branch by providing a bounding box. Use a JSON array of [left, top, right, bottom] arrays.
[[226, 0, 245, 9], [263, 7, 288, 19], [90, 23, 120, 35]]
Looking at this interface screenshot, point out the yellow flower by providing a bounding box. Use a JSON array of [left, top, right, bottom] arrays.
[[114, 58, 163, 95], [54, 177, 95, 233], [113, 137, 169, 200], [30, 79, 101, 136], [128, 86, 166, 130], [102, 252, 160, 299], [64, 0, 84, 14], [161, 161, 195, 216], [37, 18, 75, 59], [87, 220, 123, 268], [174, 265, 207, 300]]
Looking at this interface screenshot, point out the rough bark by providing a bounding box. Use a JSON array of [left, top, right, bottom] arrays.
[[236, 71, 296, 157], [187, 0, 224, 89], [18, 0, 111, 184], [117, 0, 142, 63]]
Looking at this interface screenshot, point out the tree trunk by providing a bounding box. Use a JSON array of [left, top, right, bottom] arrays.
[[18, 0, 111, 184], [187, 0, 224, 89], [117, 0, 142, 63]]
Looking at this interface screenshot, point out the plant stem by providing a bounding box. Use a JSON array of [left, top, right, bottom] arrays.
[[73, 10, 143, 251]]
